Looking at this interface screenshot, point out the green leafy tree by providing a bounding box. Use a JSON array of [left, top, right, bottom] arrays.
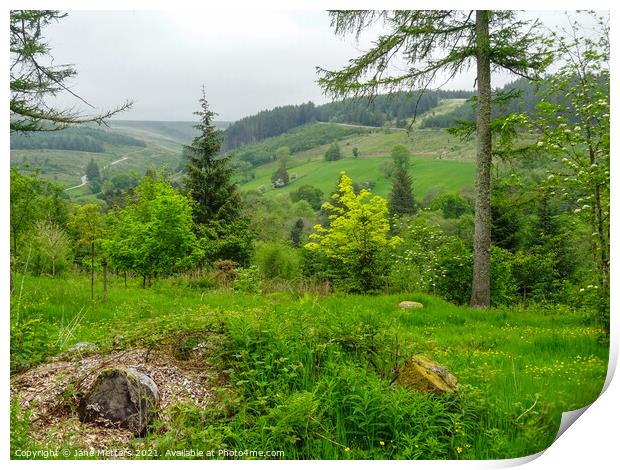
[[391, 144, 410, 170], [431, 193, 471, 219], [103, 173, 200, 287], [389, 166, 416, 217], [324, 142, 342, 161], [271, 165, 290, 187], [317, 10, 551, 307], [68, 203, 105, 299], [10, 167, 67, 259], [352, 147, 359, 158], [290, 185, 324, 211], [275, 146, 291, 165], [10, 10, 131, 132], [534, 14, 609, 330], [305, 172, 401, 292]]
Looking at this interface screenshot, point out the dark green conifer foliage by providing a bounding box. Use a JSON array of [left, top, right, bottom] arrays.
[[85, 158, 100, 181], [290, 218, 305, 247], [184, 89, 241, 226], [389, 166, 416, 216]]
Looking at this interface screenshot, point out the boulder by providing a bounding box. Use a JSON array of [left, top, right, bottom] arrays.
[[399, 301, 424, 309], [79, 367, 160, 435], [395, 355, 458, 394]]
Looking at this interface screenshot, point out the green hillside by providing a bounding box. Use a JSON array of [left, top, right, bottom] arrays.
[[109, 119, 229, 145], [238, 121, 477, 200], [10, 122, 188, 204]]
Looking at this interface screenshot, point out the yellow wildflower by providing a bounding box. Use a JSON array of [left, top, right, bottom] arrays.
[[379, 441, 385, 446], [456, 447, 462, 454], [344, 447, 350, 453]]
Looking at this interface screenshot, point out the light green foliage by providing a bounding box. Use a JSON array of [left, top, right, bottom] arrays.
[[430, 193, 471, 219], [305, 173, 401, 292], [255, 242, 300, 280], [232, 265, 261, 293], [103, 172, 200, 283], [10, 167, 67, 259], [391, 144, 410, 169], [290, 184, 324, 211]]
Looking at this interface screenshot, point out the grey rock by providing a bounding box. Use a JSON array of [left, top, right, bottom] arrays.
[[399, 301, 424, 309], [79, 367, 160, 435]]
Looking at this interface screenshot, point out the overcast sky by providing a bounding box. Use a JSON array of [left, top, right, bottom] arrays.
[[42, 10, 606, 122]]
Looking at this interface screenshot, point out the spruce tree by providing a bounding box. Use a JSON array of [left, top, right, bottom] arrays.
[[85, 158, 100, 181], [290, 218, 304, 247], [389, 166, 416, 216], [184, 89, 241, 226]]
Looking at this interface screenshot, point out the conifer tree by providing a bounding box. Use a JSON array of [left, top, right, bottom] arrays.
[[290, 218, 304, 247], [184, 88, 241, 226], [389, 166, 416, 217], [85, 158, 100, 181]]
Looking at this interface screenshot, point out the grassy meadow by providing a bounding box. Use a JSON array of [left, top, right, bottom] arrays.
[[10, 273, 608, 460]]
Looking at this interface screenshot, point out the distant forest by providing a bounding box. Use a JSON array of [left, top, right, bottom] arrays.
[[10, 127, 146, 153], [222, 89, 474, 151]]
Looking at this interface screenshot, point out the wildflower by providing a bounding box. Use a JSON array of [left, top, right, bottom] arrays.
[[456, 447, 463, 454], [344, 447, 350, 453], [379, 441, 385, 446]]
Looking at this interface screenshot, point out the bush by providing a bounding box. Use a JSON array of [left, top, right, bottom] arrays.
[[255, 242, 300, 280], [233, 265, 261, 293]]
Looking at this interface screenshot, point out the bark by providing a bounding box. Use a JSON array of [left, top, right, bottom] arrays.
[[90, 241, 95, 301], [102, 258, 108, 302], [470, 10, 492, 308]]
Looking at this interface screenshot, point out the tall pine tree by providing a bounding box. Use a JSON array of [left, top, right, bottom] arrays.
[[184, 89, 252, 265], [184, 88, 241, 226]]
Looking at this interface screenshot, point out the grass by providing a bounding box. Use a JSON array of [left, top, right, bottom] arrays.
[[242, 153, 476, 200], [10, 273, 608, 460]]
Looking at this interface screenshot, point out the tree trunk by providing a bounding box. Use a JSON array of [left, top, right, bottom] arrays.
[[91, 241, 95, 300], [102, 258, 108, 302], [470, 10, 492, 308], [124, 271, 127, 288]]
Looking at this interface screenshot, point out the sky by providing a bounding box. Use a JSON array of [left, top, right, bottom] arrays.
[[41, 10, 606, 122]]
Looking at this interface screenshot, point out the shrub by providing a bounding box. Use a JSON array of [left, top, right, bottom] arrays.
[[255, 242, 300, 280], [324, 142, 342, 161], [212, 259, 239, 287], [233, 265, 261, 293]]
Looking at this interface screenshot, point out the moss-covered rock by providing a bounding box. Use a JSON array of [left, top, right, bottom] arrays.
[[395, 355, 458, 393], [78, 367, 160, 435]]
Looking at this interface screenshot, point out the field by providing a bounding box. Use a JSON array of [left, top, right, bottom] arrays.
[[240, 124, 477, 199], [10, 273, 608, 460]]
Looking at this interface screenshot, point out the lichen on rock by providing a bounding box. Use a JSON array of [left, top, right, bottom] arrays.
[[395, 355, 458, 394]]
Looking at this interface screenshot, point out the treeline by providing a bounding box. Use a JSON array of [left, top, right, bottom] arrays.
[[223, 90, 474, 151], [232, 123, 372, 167], [421, 78, 556, 128], [10, 127, 146, 153]]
